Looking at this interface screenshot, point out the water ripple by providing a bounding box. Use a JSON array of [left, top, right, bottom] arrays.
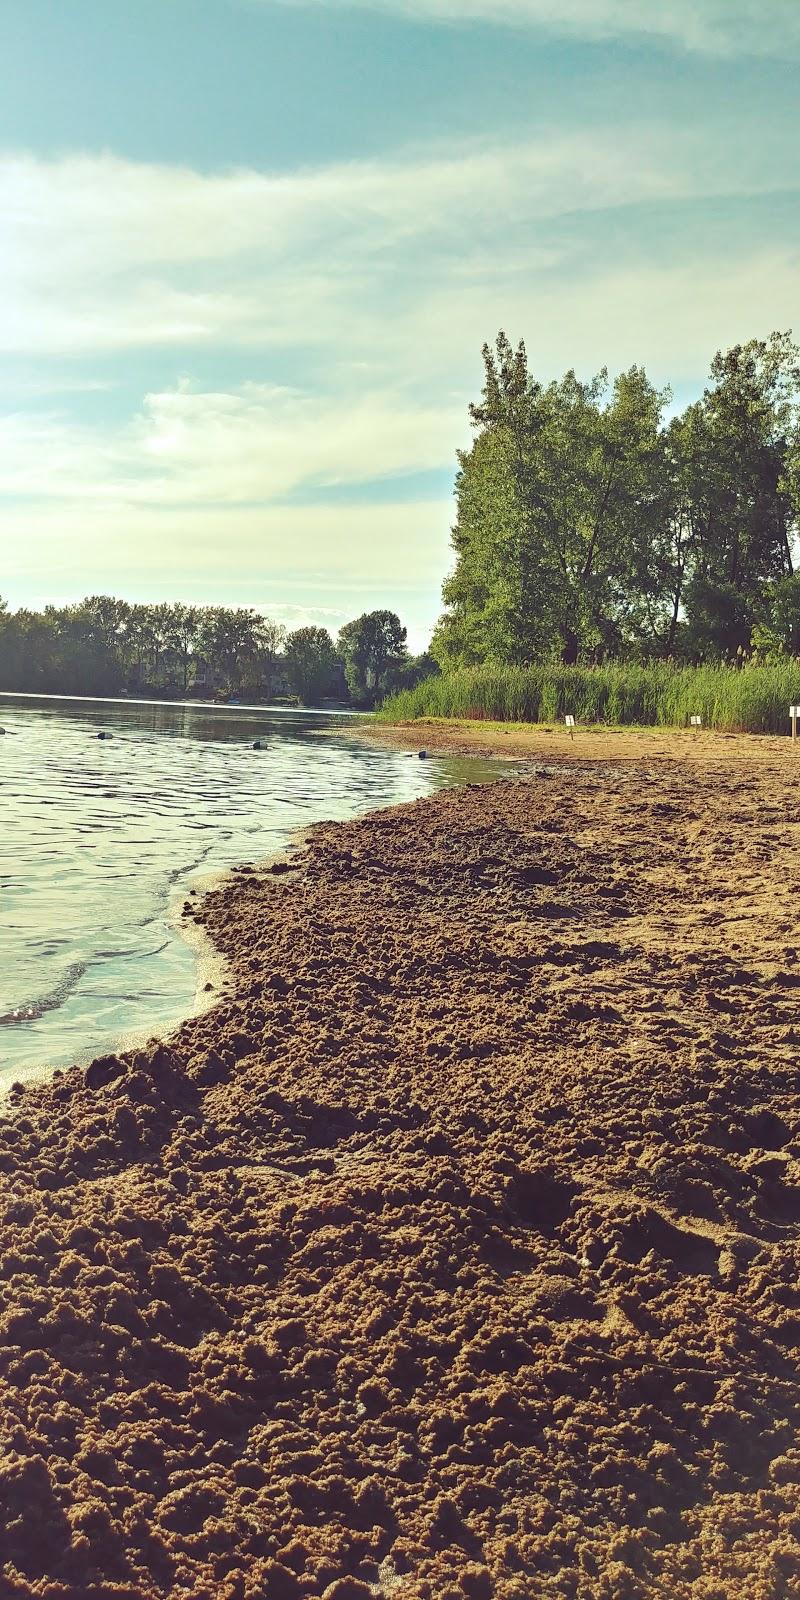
[[0, 694, 508, 1076]]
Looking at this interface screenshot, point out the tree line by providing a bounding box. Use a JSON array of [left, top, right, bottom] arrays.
[[0, 597, 435, 708], [433, 331, 800, 668]]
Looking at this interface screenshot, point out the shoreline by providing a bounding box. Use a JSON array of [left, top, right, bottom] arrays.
[[1, 758, 799, 1595], [0, 868, 236, 1103], [359, 714, 799, 765], [164, 828, 315, 1049], [0, 836, 311, 1102]]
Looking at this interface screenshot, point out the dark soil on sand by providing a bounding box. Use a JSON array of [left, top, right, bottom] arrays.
[[2, 760, 800, 1597]]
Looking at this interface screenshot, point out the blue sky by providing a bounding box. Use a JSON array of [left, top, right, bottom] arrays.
[[2, 0, 799, 649]]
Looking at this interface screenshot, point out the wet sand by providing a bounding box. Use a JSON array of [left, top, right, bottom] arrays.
[[2, 753, 800, 1597], [363, 716, 798, 766]]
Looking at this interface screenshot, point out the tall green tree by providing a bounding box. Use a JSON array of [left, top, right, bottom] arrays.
[[435, 330, 800, 668], [679, 334, 800, 656], [163, 603, 201, 693], [752, 573, 800, 658], [199, 607, 268, 694], [284, 626, 340, 704], [256, 617, 288, 699], [46, 597, 127, 694], [338, 610, 408, 706], [0, 604, 59, 691], [435, 334, 671, 666]]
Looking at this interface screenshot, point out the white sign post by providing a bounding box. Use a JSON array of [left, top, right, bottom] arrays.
[[790, 706, 800, 743], [690, 715, 702, 734], [565, 714, 575, 743]]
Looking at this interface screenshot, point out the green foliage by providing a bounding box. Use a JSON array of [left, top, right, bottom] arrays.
[[438, 330, 800, 668], [198, 607, 285, 696], [378, 660, 800, 734], [752, 573, 800, 658], [0, 596, 417, 708], [283, 626, 340, 704], [396, 651, 440, 691], [337, 609, 408, 707], [0, 597, 286, 699]]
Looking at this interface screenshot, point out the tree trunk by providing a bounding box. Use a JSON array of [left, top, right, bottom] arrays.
[[560, 628, 579, 665]]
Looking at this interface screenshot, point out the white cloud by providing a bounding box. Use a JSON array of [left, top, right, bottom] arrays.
[[131, 385, 457, 500], [0, 383, 459, 504], [257, 602, 349, 624], [380, 247, 800, 389], [2, 108, 799, 640], [3, 240, 797, 555], [0, 118, 795, 362], [272, 0, 800, 56], [0, 497, 453, 596], [254, 602, 354, 638]]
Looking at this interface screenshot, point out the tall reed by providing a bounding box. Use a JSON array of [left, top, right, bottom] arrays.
[[377, 661, 800, 733]]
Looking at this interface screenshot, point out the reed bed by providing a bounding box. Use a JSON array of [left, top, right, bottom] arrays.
[[378, 661, 800, 733]]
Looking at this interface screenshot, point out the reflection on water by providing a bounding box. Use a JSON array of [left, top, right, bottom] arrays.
[[0, 693, 509, 1076]]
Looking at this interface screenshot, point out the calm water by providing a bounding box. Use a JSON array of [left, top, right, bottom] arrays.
[[0, 694, 507, 1078]]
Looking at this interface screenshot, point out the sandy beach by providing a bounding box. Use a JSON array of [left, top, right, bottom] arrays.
[[362, 716, 799, 766], [2, 741, 800, 1597]]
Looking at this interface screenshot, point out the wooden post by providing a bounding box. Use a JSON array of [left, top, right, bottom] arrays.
[[791, 705, 799, 743], [565, 714, 575, 743]]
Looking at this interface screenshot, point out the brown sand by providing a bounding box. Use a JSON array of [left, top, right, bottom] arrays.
[[2, 755, 800, 1597], [362, 717, 797, 766]]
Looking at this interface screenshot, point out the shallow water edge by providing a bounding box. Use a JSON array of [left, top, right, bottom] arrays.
[[1, 693, 515, 1079]]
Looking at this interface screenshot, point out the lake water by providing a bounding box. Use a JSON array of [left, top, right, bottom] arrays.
[[0, 694, 507, 1079]]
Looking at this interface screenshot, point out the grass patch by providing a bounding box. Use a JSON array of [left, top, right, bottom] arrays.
[[377, 662, 800, 734]]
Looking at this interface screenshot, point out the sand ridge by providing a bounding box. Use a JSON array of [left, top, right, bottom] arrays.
[[0, 759, 799, 1595]]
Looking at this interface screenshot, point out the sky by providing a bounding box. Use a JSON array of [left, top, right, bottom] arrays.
[[1, 0, 799, 651]]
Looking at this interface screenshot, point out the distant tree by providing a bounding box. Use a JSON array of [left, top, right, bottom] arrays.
[[393, 651, 440, 691], [337, 610, 408, 706], [165, 603, 202, 694], [79, 595, 131, 653], [198, 607, 282, 696], [123, 602, 173, 685], [284, 626, 340, 704], [46, 597, 127, 694], [0, 604, 58, 690], [255, 617, 288, 699], [124, 604, 153, 686]]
